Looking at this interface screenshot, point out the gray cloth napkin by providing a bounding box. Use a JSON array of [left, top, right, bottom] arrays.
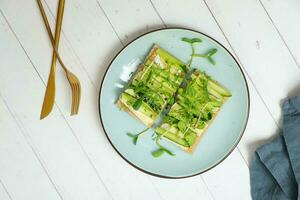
[[250, 96, 300, 200]]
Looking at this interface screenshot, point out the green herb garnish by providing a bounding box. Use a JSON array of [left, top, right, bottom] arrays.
[[177, 121, 186, 132], [151, 149, 165, 157], [181, 37, 202, 44], [151, 147, 175, 157], [132, 97, 143, 110], [151, 135, 175, 158], [127, 128, 149, 145], [181, 37, 202, 67], [192, 48, 218, 65], [179, 64, 188, 73], [167, 96, 175, 105], [181, 37, 218, 66]]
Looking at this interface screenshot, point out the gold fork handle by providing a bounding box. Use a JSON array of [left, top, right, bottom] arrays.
[[39, 0, 65, 119], [37, 0, 68, 72], [50, 0, 65, 69]]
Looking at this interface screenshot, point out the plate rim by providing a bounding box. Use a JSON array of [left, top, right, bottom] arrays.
[[98, 27, 250, 179]]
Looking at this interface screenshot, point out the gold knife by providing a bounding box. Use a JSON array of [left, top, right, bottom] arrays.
[[40, 0, 65, 119]]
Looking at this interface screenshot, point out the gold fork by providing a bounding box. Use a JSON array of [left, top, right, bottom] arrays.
[[37, 0, 81, 115]]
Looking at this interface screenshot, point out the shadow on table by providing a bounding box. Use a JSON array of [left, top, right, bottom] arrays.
[[246, 130, 280, 164], [246, 83, 300, 163], [277, 83, 300, 126]]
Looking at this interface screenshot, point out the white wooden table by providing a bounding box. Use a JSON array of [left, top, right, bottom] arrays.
[[0, 0, 299, 199]]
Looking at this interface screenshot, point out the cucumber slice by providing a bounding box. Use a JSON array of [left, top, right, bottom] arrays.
[[207, 85, 224, 100], [155, 127, 189, 147], [120, 93, 156, 119], [208, 100, 222, 107], [208, 94, 222, 102], [208, 80, 231, 97], [184, 132, 196, 146], [156, 48, 183, 66]]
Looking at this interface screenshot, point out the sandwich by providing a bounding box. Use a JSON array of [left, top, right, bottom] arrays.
[[155, 69, 231, 152], [117, 45, 186, 127]]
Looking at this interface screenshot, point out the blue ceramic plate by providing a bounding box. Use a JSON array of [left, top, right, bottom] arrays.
[[99, 28, 249, 178]]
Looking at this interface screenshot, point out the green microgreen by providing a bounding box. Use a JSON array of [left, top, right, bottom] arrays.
[[167, 96, 175, 105], [179, 64, 188, 73], [151, 149, 165, 157], [127, 128, 150, 145], [181, 37, 202, 44], [181, 37, 218, 66], [192, 48, 218, 65], [151, 135, 175, 158], [132, 97, 144, 110], [181, 37, 202, 67]]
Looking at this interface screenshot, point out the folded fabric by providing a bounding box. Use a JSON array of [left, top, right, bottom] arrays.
[[250, 96, 300, 200]]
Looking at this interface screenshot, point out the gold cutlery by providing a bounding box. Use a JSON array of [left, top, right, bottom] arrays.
[[38, 0, 81, 118]]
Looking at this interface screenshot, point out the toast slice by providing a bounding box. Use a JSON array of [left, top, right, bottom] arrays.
[[155, 69, 231, 152], [117, 45, 186, 127]]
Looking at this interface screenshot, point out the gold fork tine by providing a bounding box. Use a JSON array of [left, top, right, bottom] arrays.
[[70, 76, 80, 115], [69, 73, 80, 115], [67, 74, 78, 115], [71, 84, 77, 115], [75, 82, 81, 114], [73, 82, 80, 115], [71, 78, 78, 115], [74, 85, 79, 115], [37, 0, 81, 116], [71, 84, 76, 115], [74, 85, 79, 114], [76, 83, 81, 113]]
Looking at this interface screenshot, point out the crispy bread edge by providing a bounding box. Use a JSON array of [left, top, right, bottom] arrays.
[[116, 99, 154, 128]]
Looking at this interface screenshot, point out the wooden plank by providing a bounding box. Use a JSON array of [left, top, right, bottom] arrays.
[[150, 0, 230, 48], [201, 151, 251, 199], [0, 12, 112, 200], [0, 180, 11, 200], [97, 0, 163, 44], [0, 1, 162, 199], [150, 177, 214, 200], [0, 97, 62, 200], [260, 0, 300, 69], [204, 0, 300, 122]]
